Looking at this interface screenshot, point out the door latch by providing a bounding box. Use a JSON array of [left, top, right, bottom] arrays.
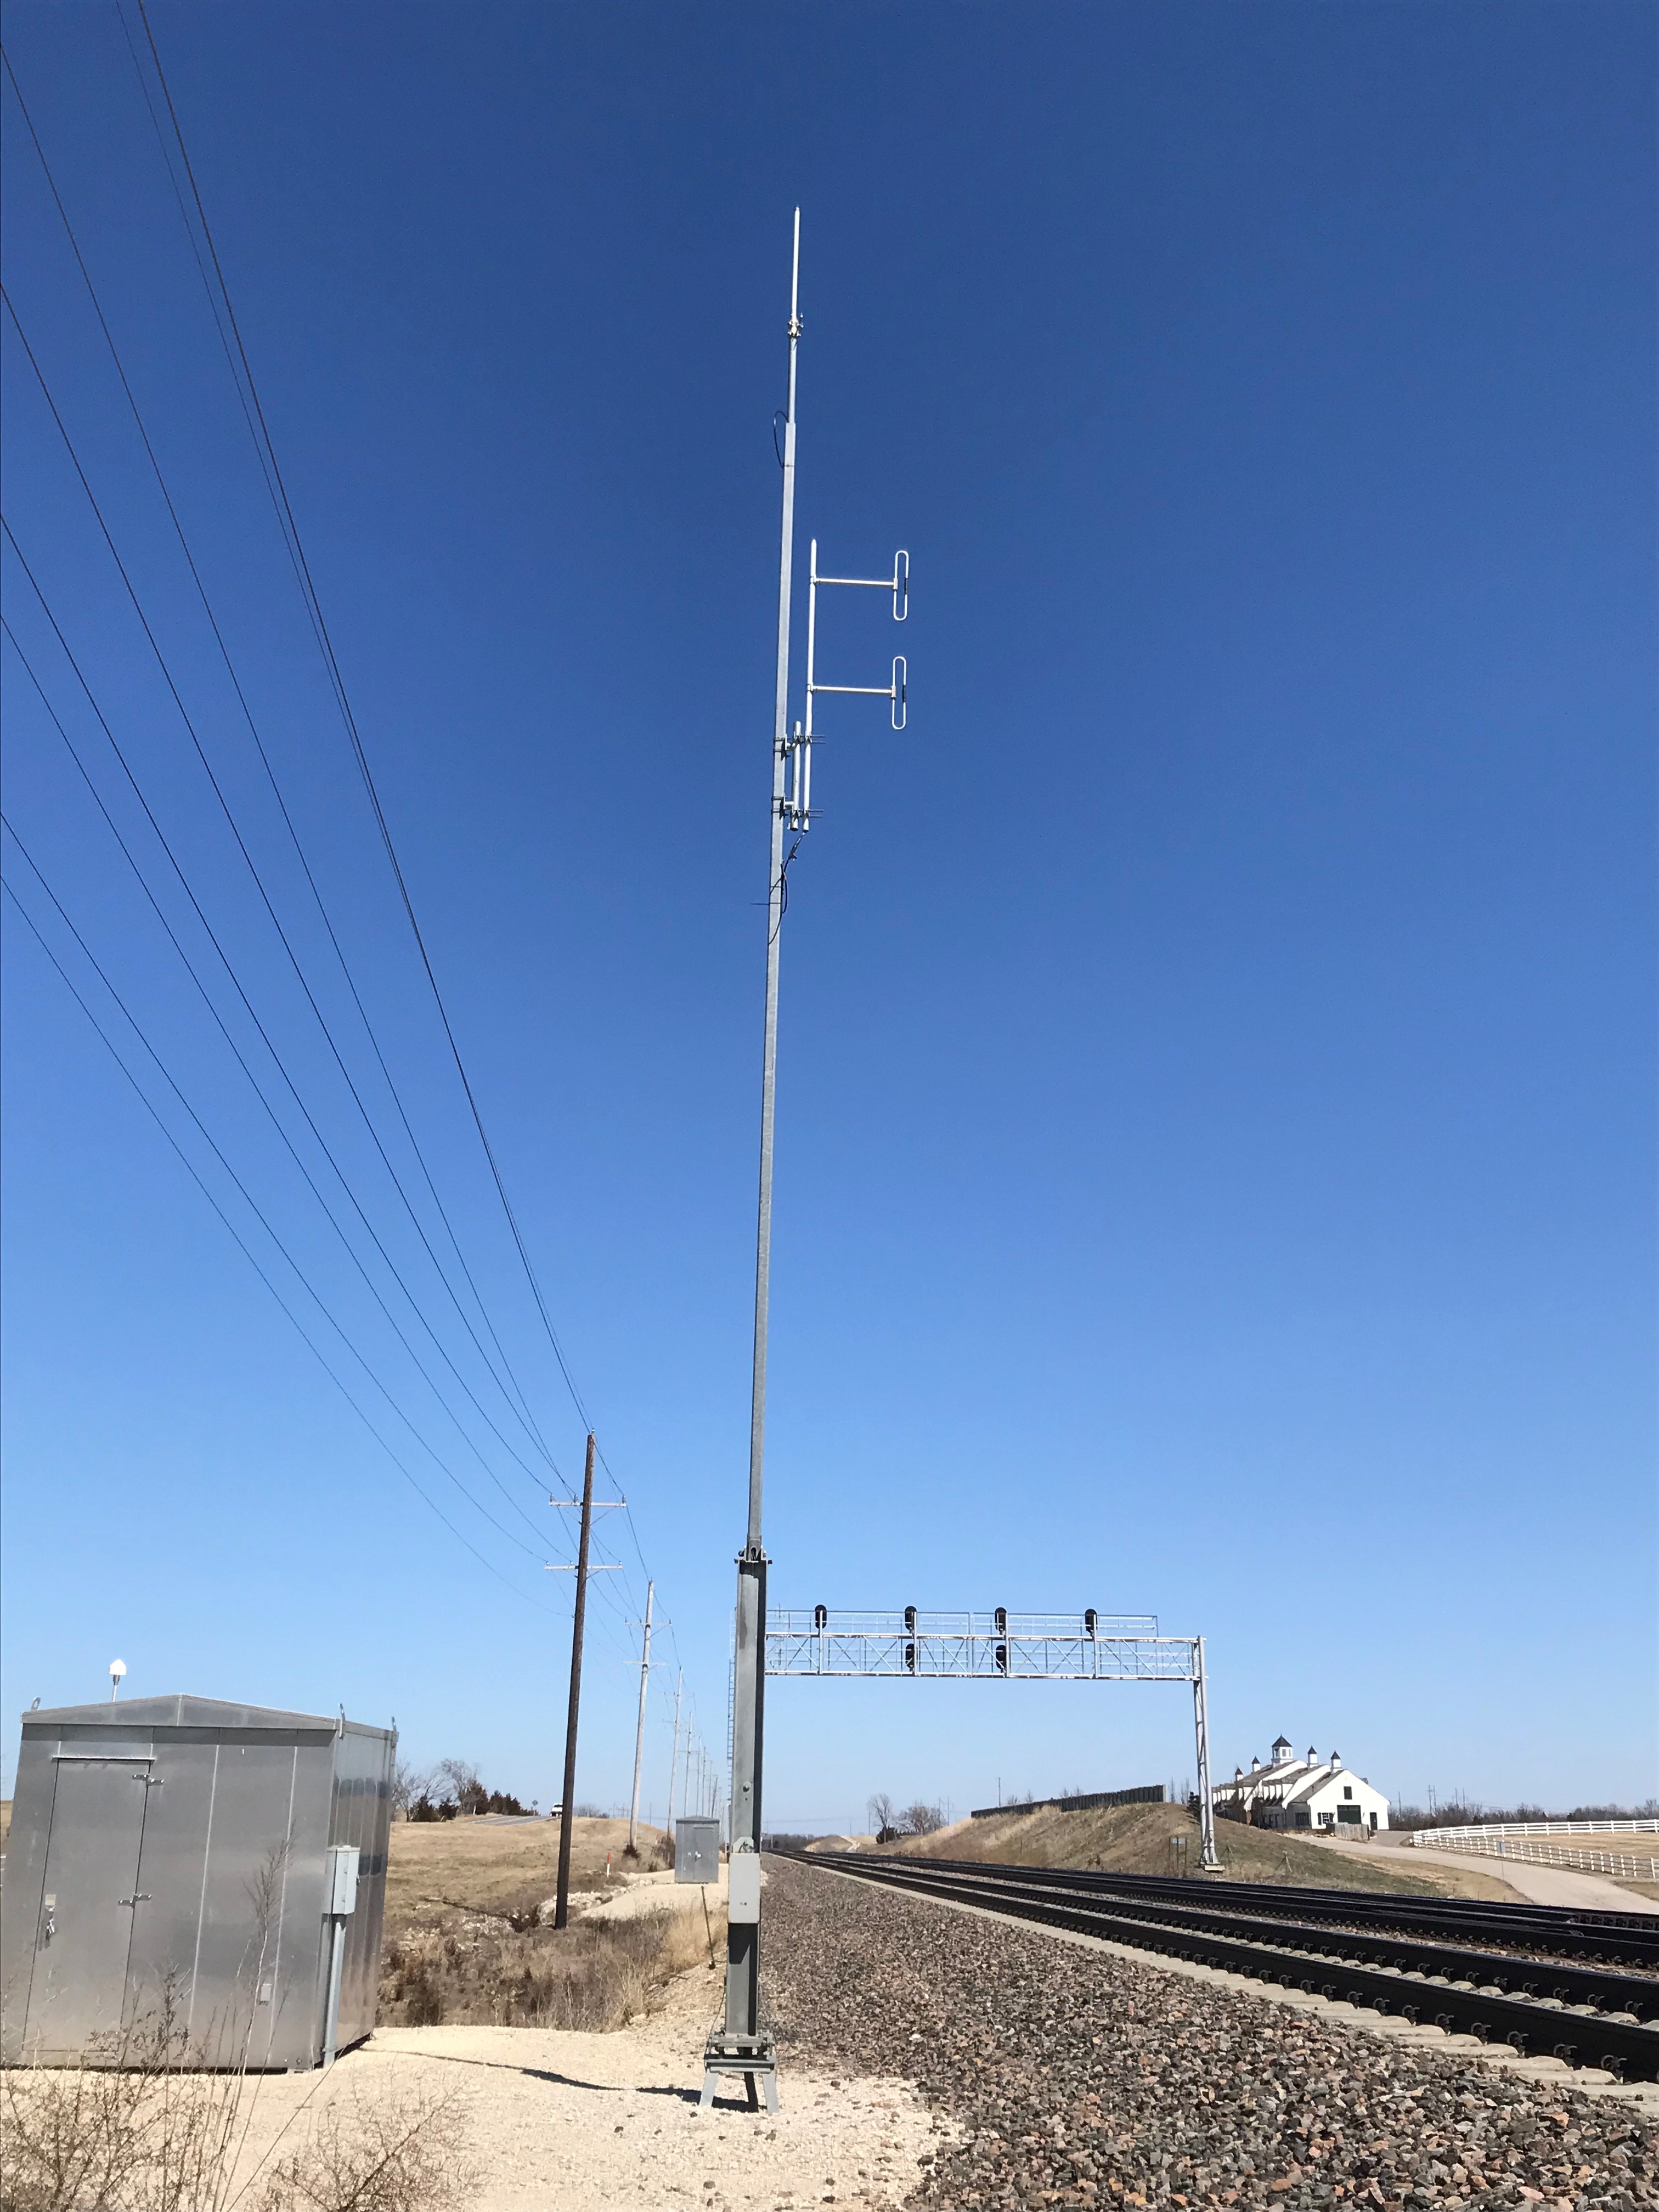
[[117, 1894, 151, 1908]]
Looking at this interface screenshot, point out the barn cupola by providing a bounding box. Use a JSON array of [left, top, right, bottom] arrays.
[[1271, 1735, 1294, 1767]]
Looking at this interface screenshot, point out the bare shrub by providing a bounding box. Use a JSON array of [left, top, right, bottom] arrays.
[[2, 2010, 475, 2212], [249, 2085, 472, 2212], [380, 1901, 723, 2035], [1, 1841, 482, 2212], [901, 1802, 946, 1837], [2, 2053, 154, 2212], [4, 1836, 304, 2212], [1395, 1796, 1659, 1830]]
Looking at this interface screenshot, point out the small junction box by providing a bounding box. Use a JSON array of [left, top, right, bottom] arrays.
[[728, 1850, 761, 1924]]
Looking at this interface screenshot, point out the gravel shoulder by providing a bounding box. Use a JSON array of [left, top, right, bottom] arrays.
[[761, 1854, 1659, 2210], [220, 1945, 941, 2212]]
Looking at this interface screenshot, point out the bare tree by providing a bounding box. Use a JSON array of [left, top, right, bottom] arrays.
[[390, 1758, 427, 1816], [867, 1791, 896, 1838], [901, 1802, 945, 1837], [431, 1757, 487, 1814]]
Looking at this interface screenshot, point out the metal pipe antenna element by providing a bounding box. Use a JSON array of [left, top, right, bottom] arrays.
[[554, 1433, 597, 1930], [628, 1581, 654, 1854], [786, 542, 907, 830]]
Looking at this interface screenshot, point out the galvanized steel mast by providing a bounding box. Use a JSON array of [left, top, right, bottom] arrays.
[[705, 208, 801, 2116]]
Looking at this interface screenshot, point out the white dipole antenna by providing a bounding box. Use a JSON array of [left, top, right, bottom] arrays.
[[787, 541, 907, 830]]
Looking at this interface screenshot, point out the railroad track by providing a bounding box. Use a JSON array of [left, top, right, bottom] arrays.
[[788, 1850, 1659, 2083], [947, 1860, 1659, 1970]]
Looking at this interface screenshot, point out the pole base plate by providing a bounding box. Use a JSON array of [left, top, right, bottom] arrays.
[[700, 2033, 780, 2113]]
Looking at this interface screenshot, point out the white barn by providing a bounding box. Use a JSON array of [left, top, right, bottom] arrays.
[[1213, 1735, 1390, 1834]]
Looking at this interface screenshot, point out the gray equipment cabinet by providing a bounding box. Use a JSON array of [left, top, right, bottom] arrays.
[[674, 1816, 720, 1883], [1, 1695, 394, 2072]]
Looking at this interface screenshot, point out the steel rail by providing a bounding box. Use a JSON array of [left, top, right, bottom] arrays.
[[787, 1853, 1659, 2083], [804, 1856, 1656, 2017], [879, 1855, 1659, 1968]]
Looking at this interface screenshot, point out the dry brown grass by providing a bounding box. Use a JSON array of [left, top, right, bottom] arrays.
[[879, 1800, 1520, 1898], [384, 1816, 662, 1945], [381, 1811, 716, 2035], [380, 1901, 724, 2034]]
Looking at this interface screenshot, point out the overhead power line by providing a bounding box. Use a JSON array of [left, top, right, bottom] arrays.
[[0, 313, 566, 1515], [117, 0, 682, 1679], [1, 621, 553, 1556], [0, 34, 558, 1485], [5, 13, 686, 1706], [1, 847, 557, 1607], [129, 0, 595, 1441], [0, 540, 550, 1541]]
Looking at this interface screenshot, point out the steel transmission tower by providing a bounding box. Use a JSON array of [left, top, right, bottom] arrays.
[[703, 212, 907, 2113]]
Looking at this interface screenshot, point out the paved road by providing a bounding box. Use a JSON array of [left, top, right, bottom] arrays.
[[1316, 1832, 1659, 1915]]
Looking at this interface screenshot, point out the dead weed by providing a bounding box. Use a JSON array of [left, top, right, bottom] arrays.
[[379, 1900, 723, 2032]]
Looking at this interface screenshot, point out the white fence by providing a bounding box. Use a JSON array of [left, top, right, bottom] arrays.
[[1408, 1820, 1658, 1880], [1409, 1819, 1658, 1841]]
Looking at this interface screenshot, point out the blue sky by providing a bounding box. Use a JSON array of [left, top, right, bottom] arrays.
[[2, 3, 1652, 1825]]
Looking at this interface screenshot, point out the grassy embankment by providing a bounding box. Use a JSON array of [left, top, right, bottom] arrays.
[[879, 1800, 1522, 1900], [380, 1814, 725, 2032]]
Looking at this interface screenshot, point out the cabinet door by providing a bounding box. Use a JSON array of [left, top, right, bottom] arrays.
[[122, 1743, 220, 2042], [24, 1760, 150, 2059]]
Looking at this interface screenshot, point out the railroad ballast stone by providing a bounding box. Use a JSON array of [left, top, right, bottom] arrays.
[[761, 1857, 1659, 2211]]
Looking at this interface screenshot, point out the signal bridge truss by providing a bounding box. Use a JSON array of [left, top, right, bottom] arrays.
[[766, 1607, 1221, 1870]]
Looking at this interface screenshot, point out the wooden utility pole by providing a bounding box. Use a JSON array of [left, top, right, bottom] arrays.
[[554, 1432, 596, 1930]]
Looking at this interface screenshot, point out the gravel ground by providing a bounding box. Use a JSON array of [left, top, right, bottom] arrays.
[[198, 1955, 943, 2211], [761, 1857, 1659, 2211]]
